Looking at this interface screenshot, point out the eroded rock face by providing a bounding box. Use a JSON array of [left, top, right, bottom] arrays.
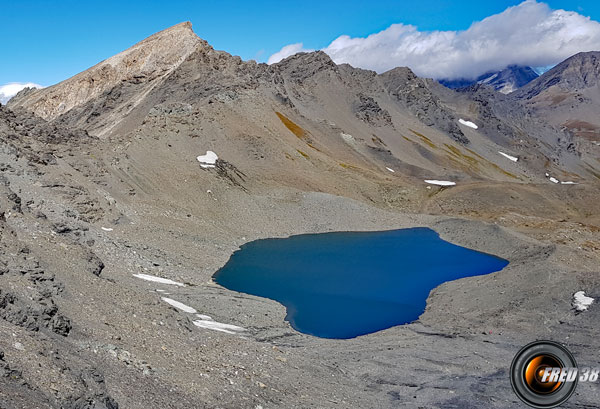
[[353, 94, 393, 126], [0, 289, 71, 335], [380, 67, 469, 144]]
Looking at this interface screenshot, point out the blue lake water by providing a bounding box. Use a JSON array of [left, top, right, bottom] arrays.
[[213, 228, 508, 339]]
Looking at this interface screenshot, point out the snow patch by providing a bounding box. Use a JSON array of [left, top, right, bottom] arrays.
[[458, 119, 478, 129], [386, 167, 395, 173], [478, 73, 498, 84], [573, 291, 594, 312], [133, 274, 185, 287], [196, 314, 213, 321], [424, 180, 456, 186], [498, 151, 518, 162], [197, 151, 218, 168], [193, 319, 245, 334], [499, 83, 516, 94], [161, 297, 197, 314], [101, 227, 113, 232], [545, 173, 565, 184], [340, 133, 354, 143]]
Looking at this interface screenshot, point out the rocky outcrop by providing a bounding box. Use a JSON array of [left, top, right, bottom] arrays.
[[353, 94, 392, 126], [380, 67, 469, 144]]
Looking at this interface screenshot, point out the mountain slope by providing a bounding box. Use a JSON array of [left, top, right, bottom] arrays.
[[10, 27, 586, 187], [1, 22, 600, 409], [513, 51, 600, 136], [516, 52, 600, 98], [513, 51, 600, 175]]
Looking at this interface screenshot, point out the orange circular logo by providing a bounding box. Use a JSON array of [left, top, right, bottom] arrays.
[[510, 341, 578, 408]]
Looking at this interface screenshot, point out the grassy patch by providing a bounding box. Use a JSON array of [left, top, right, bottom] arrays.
[[409, 129, 437, 148], [276, 112, 307, 139], [444, 144, 480, 169], [464, 147, 485, 160], [446, 144, 519, 179], [296, 149, 310, 159], [339, 162, 361, 170], [306, 143, 322, 152], [493, 165, 519, 179], [371, 135, 387, 147]]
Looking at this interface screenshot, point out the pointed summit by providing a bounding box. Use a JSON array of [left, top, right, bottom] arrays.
[[9, 22, 202, 121], [131, 21, 198, 51]]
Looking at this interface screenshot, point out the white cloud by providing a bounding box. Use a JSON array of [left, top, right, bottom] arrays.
[[267, 1, 600, 80], [0, 82, 43, 104], [267, 42, 313, 64]]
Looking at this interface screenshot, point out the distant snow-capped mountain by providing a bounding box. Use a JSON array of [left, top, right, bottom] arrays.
[[439, 65, 539, 94]]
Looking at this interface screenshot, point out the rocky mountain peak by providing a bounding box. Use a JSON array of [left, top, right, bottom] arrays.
[[380, 66, 419, 82], [8, 22, 202, 121], [270, 50, 337, 82], [276, 50, 334, 65], [141, 21, 194, 40], [482, 65, 539, 94], [551, 51, 600, 88], [515, 51, 600, 99]]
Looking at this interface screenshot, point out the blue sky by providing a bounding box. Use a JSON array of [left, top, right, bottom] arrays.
[[1, 0, 599, 86]]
